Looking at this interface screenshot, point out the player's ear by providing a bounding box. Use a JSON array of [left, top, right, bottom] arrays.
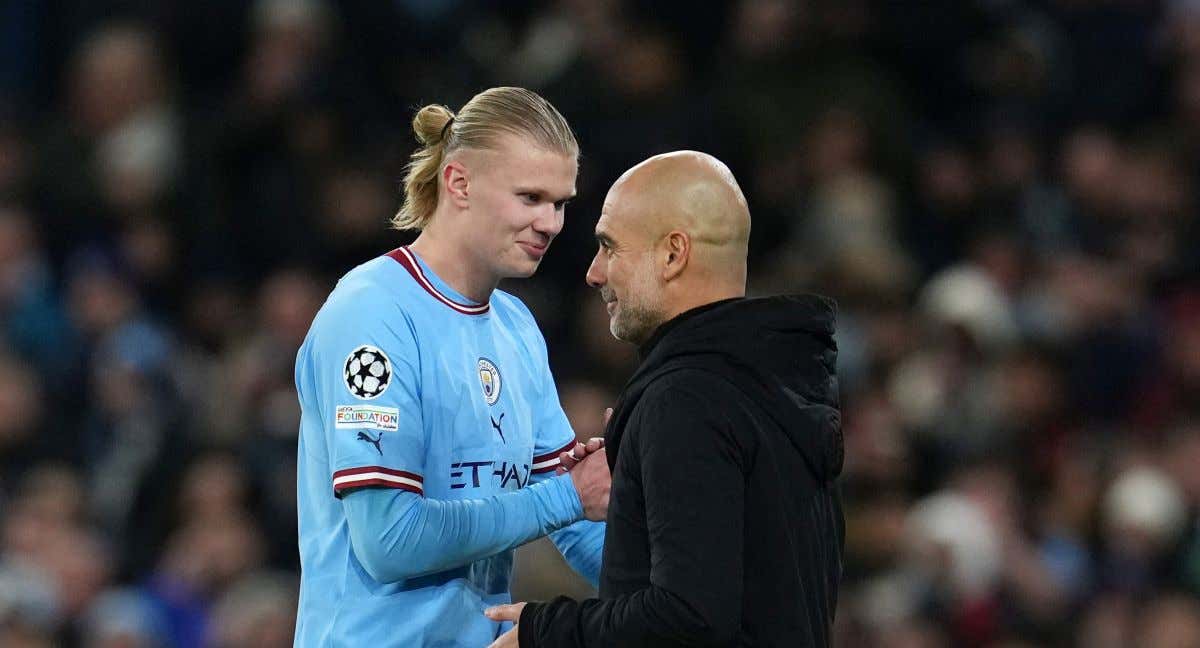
[[662, 231, 689, 281], [442, 160, 470, 209]]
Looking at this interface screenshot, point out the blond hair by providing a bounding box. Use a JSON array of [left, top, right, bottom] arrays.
[[394, 87, 578, 231]]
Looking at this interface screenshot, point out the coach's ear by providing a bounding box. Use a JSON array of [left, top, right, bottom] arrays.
[[442, 160, 470, 209], [662, 230, 689, 281]]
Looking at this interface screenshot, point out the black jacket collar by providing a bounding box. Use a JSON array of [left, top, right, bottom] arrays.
[[637, 297, 743, 362], [607, 294, 842, 480]]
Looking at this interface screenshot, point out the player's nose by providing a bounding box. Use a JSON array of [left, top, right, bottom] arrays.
[[532, 205, 563, 238]]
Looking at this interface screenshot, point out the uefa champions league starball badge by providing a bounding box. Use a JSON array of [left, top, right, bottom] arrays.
[[344, 345, 393, 399]]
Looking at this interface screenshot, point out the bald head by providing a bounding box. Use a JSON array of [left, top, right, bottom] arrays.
[[587, 151, 751, 344], [608, 150, 750, 253]]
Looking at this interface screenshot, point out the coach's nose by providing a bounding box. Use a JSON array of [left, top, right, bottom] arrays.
[[586, 248, 605, 288]]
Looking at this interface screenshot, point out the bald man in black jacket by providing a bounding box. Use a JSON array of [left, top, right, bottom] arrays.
[[487, 151, 844, 647]]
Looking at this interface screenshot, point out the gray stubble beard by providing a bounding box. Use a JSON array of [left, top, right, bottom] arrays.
[[610, 290, 666, 346]]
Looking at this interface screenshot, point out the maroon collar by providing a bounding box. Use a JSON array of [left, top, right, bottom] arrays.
[[386, 246, 490, 315]]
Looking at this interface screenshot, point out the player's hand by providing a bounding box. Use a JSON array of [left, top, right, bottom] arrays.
[[556, 408, 611, 474], [484, 602, 526, 648], [569, 448, 610, 521]]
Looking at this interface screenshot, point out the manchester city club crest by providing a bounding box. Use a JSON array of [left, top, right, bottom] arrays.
[[477, 358, 501, 406]]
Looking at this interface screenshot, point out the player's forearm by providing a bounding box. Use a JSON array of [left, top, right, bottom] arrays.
[[530, 472, 605, 587], [547, 520, 605, 587], [343, 474, 584, 583]]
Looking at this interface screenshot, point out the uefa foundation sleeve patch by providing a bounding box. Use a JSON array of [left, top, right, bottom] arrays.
[[335, 404, 401, 431]]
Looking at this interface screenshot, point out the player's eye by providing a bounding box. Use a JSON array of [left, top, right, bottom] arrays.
[[553, 199, 571, 211], [520, 193, 540, 204]]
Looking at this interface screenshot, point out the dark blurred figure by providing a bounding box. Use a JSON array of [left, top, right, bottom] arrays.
[[1097, 466, 1187, 596], [210, 269, 322, 567], [216, 0, 351, 281], [207, 572, 298, 648], [0, 117, 32, 203], [0, 358, 51, 500], [0, 207, 74, 376], [314, 164, 398, 275], [1139, 593, 1200, 648], [65, 249, 188, 576], [2, 464, 114, 646], [80, 588, 169, 648], [34, 23, 185, 262], [141, 453, 267, 648], [1133, 293, 1200, 430]]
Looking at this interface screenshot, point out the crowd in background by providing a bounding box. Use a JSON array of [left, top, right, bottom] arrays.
[[2, 0, 1200, 646]]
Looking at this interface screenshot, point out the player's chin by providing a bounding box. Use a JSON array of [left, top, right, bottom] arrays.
[[506, 257, 542, 278]]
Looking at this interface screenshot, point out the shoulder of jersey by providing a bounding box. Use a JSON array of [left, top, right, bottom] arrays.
[[332, 256, 423, 304], [313, 257, 418, 327], [490, 289, 537, 326], [489, 289, 548, 361]]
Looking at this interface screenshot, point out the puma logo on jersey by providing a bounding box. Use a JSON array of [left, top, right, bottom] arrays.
[[491, 413, 506, 443], [357, 431, 383, 455]]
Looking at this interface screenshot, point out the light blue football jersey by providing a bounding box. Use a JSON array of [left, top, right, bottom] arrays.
[[294, 246, 579, 647]]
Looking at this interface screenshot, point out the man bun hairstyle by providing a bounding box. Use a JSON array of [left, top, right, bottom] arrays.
[[394, 87, 578, 231]]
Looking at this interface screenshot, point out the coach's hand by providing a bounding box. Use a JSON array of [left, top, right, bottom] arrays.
[[569, 448, 610, 521], [556, 436, 605, 474], [556, 408, 611, 474], [484, 602, 525, 648]]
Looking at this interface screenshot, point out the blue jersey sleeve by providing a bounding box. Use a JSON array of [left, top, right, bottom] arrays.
[[306, 293, 427, 497], [342, 473, 588, 584]]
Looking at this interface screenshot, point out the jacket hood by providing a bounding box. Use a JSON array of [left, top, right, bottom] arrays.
[[631, 295, 843, 480]]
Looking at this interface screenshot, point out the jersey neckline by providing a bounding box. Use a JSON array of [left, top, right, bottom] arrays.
[[387, 246, 491, 315]]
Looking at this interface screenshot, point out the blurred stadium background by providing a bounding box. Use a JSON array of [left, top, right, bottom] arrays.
[[2, 0, 1200, 646]]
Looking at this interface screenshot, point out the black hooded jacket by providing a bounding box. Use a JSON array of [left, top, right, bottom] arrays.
[[520, 295, 844, 647]]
